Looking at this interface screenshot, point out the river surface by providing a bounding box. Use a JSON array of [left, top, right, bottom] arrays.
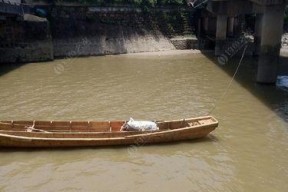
[[0, 52, 287, 192]]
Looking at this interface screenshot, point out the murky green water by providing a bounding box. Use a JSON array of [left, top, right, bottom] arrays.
[[0, 52, 287, 192]]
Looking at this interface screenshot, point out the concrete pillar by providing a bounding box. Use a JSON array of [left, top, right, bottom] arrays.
[[233, 17, 242, 37], [197, 18, 202, 38], [215, 15, 227, 56], [254, 14, 262, 56], [203, 17, 209, 32], [256, 4, 285, 84], [227, 17, 235, 37]]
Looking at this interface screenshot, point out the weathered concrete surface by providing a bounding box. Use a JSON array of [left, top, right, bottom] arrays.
[[0, 14, 53, 64], [215, 15, 227, 55], [0, 41, 53, 63], [53, 32, 175, 58], [170, 36, 198, 50], [50, 6, 194, 58], [1, 6, 196, 63]]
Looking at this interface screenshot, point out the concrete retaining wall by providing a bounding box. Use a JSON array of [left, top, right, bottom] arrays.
[[0, 5, 196, 63], [0, 40, 53, 63], [0, 15, 53, 63], [50, 6, 195, 58]]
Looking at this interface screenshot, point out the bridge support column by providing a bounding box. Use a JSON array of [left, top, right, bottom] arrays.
[[254, 14, 262, 56], [256, 5, 285, 84], [227, 17, 235, 37], [203, 17, 209, 32], [215, 15, 227, 56]]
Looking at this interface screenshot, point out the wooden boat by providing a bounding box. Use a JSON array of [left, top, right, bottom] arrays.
[[0, 116, 218, 148]]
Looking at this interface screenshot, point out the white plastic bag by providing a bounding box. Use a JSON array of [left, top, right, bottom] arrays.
[[121, 118, 159, 131]]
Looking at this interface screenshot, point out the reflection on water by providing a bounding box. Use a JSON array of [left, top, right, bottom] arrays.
[[0, 53, 287, 192], [277, 76, 288, 92]]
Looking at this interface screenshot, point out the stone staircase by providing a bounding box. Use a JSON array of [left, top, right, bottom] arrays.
[[153, 11, 195, 38]]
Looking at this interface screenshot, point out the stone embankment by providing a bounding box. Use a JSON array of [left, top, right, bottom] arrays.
[[50, 6, 195, 58], [0, 5, 196, 63], [0, 14, 53, 63]]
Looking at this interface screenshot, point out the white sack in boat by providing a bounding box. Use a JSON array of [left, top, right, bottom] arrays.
[[122, 118, 159, 131]]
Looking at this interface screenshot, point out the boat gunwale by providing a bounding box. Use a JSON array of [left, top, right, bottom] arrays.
[[0, 116, 218, 128], [0, 123, 217, 141], [0, 116, 218, 136], [0, 121, 217, 138]]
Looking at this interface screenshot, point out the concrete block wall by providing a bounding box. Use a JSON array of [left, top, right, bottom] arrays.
[[0, 17, 53, 63], [47, 6, 197, 57], [0, 40, 53, 63], [0, 5, 197, 63]]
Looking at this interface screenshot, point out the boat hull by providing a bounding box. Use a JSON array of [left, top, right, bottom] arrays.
[[0, 116, 218, 148]]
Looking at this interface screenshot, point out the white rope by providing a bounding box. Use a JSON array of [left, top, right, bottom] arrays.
[[207, 44, 249, 115], [26, 120, 49, 133], [26, 120, 35, 132]]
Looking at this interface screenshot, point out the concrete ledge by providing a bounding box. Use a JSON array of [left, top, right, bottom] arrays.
[[280, 48, 288, 57], [170, 36, 199, 50]]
